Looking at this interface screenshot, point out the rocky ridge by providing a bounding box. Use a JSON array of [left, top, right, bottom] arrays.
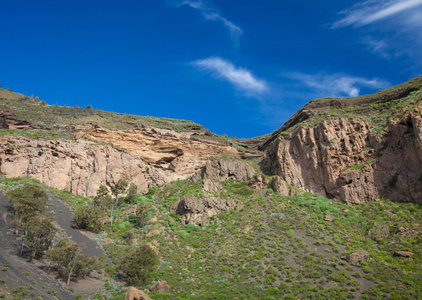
[[0, 78, 422, 205]]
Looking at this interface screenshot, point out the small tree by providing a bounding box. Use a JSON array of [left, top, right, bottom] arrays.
[[136, 202, 150, 228], [24, 216, 56, 262], [44, 239, 97, 285], [126, 183, 138, 204], [8, 184, 48, 230], [119, 244, 159, 286], [7, 184, 50, 255], [93, 185, 112, 209], [93, 180, 132, 226], [110, 179, 128, 226]]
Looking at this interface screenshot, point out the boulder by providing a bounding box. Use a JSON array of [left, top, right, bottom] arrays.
[[368, 222, 389, 241], [277, 203, 286, 210], [250, 174, 264, 189], [125, 287, 152, 300], [325, 215, 335, 222], [150, 280, 171, 293], [271, 176, 289, 196], [394, 251, 414, 258], [348, 250, 370, 264], [171, 196, 239, 226], [202, 179, 224, 193]]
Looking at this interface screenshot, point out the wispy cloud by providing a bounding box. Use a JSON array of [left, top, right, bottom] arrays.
[[287, 72, 389, 97], [363, 37, 391, 58], [331, 0, 422, 67], [174, 0, 242, 43], [192, 57, 268, 94], [332, 0, 422, 28]]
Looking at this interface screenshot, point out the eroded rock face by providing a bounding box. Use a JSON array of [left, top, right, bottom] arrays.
[[264, 109, 422, 204], [171, 196, 240, 226], [0, 124, 247, 197], [0, 136, 149, 197], [203, 157, 255, 182], [201, 179, 224, 193], [72, 124, 242, 180]]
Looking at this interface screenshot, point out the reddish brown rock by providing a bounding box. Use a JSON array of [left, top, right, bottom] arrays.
[[250, 174, 264, 189], [149, 280, 171, 293], [394, 251, 414, 258], [277, 203, 286, 210], [0, 123, 248, 197], [264, 109, 422, 204], [348, 250, 370, 264], [397, 226, 406, 233], [325, 215, 335, 222], [271, 176, 289, 196], [125, 287, 152, 300]]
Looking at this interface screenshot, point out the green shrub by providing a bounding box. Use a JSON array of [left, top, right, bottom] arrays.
[[119, 244, 159, 286], [73, 205, 104, 232]]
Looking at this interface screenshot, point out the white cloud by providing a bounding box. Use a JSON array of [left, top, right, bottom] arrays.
[[332, 0, 422, 28], [287, 72, 389, 97], [192, 57, 268, 93], [175, 0, 242, 42], [331, 0, 422, 66], [363, 37, 391, 58]]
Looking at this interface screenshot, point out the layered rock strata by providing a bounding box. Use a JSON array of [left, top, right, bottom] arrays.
[[0, 126, 248, 197]]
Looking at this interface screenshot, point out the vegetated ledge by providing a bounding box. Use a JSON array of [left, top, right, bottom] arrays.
[[259, 75, 422, 151]]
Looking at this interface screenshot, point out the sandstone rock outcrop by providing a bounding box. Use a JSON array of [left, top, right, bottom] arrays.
[[264, 109, 422, 204], [0, 124, 249, 197], [171, 196, 240, 226], [71, 124, 243, 181], [0, 136, 149, 197]]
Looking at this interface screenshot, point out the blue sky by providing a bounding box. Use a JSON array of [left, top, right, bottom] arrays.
[[1, 0, 422, 138]]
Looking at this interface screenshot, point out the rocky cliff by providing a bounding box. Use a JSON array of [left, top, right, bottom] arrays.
[[0, 123, 253, 197], [264, 107, 422, 204]]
